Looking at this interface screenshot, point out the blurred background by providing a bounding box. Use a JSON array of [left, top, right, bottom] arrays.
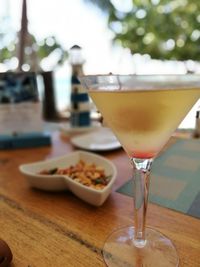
[[1, 0, 200, 128]]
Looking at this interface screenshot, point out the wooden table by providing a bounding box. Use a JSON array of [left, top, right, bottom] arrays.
[[0, 131, 199, 267]]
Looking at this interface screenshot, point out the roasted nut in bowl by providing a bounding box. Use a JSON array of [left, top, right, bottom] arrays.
[[19, 151, 117, 206]]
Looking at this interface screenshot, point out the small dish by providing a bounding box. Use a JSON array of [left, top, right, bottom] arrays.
[[19, 151, 117, 206], [70, 127, 121, 151]]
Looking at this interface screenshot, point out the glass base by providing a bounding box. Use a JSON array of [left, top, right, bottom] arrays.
[[103, 227, 179, 267]]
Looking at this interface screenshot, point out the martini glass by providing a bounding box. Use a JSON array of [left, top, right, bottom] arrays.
[[80, 74, 200, 267]]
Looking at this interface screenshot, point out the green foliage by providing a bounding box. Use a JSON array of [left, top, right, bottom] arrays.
[[84, 0, 113, 12], [0, 47, 14, 62], [0, 20, 68, 71], [36, 36, 68, 66], [87, 0, 200, 61]]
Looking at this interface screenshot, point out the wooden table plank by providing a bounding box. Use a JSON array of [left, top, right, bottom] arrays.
[[0, 131, 199, 267]]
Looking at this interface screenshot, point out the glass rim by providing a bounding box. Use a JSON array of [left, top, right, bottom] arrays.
[[79, 73, 200, 90], [80, 73, 200, 79]]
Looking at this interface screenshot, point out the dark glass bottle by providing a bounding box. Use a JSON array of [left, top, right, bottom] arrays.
[[193, 109, 200, 138]]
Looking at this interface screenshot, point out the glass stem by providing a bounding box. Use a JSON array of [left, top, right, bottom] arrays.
[[131, 158, 153, 248]]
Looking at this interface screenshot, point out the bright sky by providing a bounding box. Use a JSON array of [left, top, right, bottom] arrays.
[[2, 0, 188, 75], [2, 0, 136, 75]]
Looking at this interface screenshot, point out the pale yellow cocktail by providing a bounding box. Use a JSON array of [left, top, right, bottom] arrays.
[[90, 88, 199, 158]]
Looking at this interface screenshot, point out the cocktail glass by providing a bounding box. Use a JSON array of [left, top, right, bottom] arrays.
[[80, 74, 200, 267]]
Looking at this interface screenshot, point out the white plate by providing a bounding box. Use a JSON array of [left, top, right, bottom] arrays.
[[70, 128, 121, 151], [59, 121, 101, 135], [19, 151, 117, 206]]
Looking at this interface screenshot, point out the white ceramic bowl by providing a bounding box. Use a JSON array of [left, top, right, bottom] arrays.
[[19, 151, 117, 206]]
